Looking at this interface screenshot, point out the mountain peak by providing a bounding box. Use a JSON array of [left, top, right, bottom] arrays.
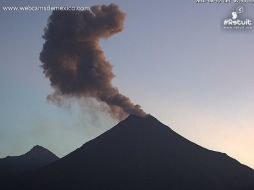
[[123, 114, 163, 126], [116, 114, 172, 134], [0, 145, 59, 177], [30, 145, 48, 152], [125, 113, 147, 120], [25, 145, 59, 160]]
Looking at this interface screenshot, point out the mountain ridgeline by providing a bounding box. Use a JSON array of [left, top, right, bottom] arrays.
[[2, 115, 254, 190]]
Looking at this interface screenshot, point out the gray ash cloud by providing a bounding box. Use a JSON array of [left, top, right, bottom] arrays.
[[40, 4, 146, 119]]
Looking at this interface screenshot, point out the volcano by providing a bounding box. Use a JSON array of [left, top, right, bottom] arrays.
[[21, 114, 254, 190]]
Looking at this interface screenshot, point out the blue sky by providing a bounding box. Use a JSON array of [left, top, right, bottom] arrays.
[[0, 0, 254, 168]]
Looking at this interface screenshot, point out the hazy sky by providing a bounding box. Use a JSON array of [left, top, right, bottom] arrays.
[[0, 0, 254, 168]]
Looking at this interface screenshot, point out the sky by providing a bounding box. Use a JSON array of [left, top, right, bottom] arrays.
[[0, 0, 254, 168]]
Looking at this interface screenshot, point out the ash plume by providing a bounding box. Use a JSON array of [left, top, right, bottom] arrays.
[[40, 4, 146, 120]]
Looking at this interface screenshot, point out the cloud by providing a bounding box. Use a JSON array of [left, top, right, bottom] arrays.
[[40, 4, 146, 120]]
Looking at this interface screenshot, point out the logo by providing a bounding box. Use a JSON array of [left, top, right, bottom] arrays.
[[223, 6, 252, 30]]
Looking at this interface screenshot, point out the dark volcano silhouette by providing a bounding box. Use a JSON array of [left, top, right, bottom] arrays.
[[25, 115, 254, 190]]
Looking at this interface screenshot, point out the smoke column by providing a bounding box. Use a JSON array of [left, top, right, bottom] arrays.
[[40, 4, 146, 120]]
